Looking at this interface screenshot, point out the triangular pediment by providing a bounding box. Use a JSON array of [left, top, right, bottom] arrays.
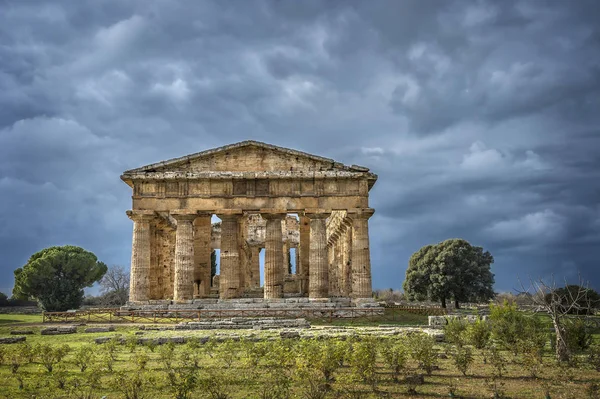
[[123, 141, 370, 174]]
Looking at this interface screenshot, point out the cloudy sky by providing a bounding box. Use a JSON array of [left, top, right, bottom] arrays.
[[1, 0, 599, 296]]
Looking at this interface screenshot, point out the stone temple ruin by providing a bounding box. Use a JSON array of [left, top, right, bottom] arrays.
[[121, 141, 378, 310]]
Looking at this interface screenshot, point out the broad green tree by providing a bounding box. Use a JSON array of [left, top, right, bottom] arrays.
[[13, 245, 107, 311], [403, 238, 494, 308]]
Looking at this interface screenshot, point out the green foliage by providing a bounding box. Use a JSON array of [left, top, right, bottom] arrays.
[[134, 350, 150, 371], [215, 339, 241, 369], [74, 344, 95, 372], [588, 342, 600, 372], [0, 292, 8, 306], [405, 332, 438, 375], [403, 238, 495, 308], [347, 337, 379, 389], [116, 371, 151, 399], [159, 342, 177, 370], [450, 345, 474, 376], [489, 301, 526, 352], [296, 339, 345, 392], [467, 319, 491, 349], [444, 318, 469, 347], [564, 318, 593, 351], [12, 245, 107, 311], [485, 345, 507, 378], [380, 338, 408, 382], [37, 343, 70, 372]]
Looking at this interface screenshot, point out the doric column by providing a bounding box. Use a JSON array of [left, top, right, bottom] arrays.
[[283, 240, 290, 275], [342, 220, 353, 296], [172, 213, 196, 302], [263, 213, 284, 299], [328, 234, 340, 296], [334, 233, 344, 296], [238, 217, 248, 292], [249, 245, 261, 288], [127, 210, 154, 302], [299, 216, 310, 295], [218, 214, 241, 299], [307, 211, 330, 299], [347, 209, 375, 298], [193, 214, 212, 298]]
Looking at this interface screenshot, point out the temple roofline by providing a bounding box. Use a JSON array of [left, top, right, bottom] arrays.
[[122, 140, 372, 174]]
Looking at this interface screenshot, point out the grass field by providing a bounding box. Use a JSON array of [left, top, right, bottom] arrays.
[[0, 312, 599, 398], [0, 314, 43, 325]]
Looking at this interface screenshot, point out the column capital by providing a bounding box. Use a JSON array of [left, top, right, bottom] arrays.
[[127, 210, 155, 221], [304, 209, 331, 219], [261, 213, 286, 220], [171, 212, 198, 222], [346, 208, 375, 220]]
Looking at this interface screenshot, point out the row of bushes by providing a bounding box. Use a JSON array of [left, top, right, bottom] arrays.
[[2, 329, 600, 399]]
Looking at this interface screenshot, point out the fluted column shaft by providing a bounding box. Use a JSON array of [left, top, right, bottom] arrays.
[[249, 246, 261, 288], [327, 238, 339, 297], [127, 211, 154, 302], [219, 214, 241, 299], [173, 214, 196, 302], [348, 209, 375, 298], [342, 222, 353, 296], [299, 216, 310, 295], [283, 241, 290, 275], [335, 234, 344, 296], [193, 214, 212, 298], [308, 212, 330, 299], [264, 214, 284, 298]]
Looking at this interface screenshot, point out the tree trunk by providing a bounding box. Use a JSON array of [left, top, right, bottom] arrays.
[[441, 297, 446, 308], [553, 318, 571, 363], [454, 300, 460, 309]]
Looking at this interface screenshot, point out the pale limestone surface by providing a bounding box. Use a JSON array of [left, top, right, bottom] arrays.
[[122, 141, 377, 304]]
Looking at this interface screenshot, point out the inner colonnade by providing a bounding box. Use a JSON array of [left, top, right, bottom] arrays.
[[122, 141, 378, 305]]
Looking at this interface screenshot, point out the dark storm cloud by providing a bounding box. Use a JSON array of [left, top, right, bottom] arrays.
[[1, 0, 599, 295]]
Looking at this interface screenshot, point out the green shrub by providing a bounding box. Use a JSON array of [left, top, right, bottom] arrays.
[[134, 350, 150, 371], [38, 343, 70, 372], [116, 371, 151, 399], [485, 345, 507, 378], [347, 337, 379, 389], [444, 318, 468, 347], [159, 341, 177, 370], [406, 332, 438, 375], [564, 318, 593, 351], [489, 301, 526, 353], [214, 339, 240, 369], [467, 319, 491, 349], [588, 342, 600, 372], [380, 338, 408, 382], [74, 344, 95, 372], [451, 346, 474, 376]]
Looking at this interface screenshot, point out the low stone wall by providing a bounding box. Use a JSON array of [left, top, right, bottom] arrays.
[[0, 306, 41, 314], [175, 317, 310, 330], [428, 315, 488, 328], [94, 326, 444, 345]]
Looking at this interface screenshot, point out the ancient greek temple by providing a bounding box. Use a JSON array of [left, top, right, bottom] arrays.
[[121, 141, 377, 306]]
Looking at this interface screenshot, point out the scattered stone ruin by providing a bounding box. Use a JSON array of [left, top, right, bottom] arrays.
[[121, 141, 378, 309]]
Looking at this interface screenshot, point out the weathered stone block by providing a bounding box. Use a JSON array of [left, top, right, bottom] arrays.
[[0, 336, 26, 344], [10, 330, 34, 335], [84, 327, 115, 333]]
